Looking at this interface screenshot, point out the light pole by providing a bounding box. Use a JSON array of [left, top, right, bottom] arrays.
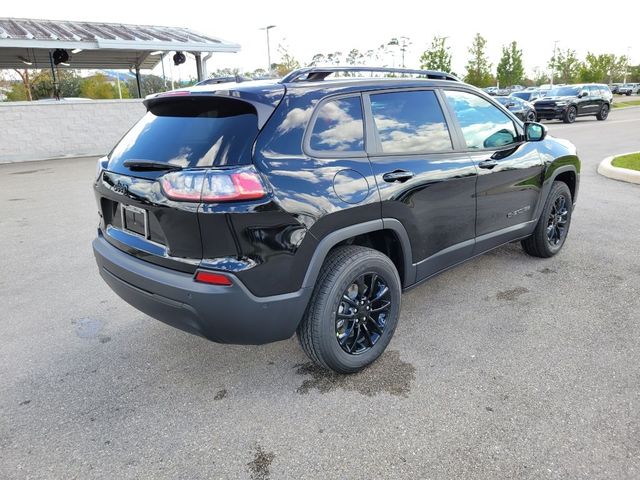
[[624, 46, 631, 84], [260, 25, 276, 74], [550, 40, 559, 87]]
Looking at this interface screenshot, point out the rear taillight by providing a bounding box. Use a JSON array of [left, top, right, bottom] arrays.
[[160, 167, 266, 203]]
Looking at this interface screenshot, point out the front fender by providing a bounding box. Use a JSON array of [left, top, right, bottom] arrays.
[[535, 137, 580, 218]]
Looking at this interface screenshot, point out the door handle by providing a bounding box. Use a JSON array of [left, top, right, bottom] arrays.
[[382, 170, 414, 183], [478, 160, 498, 169]]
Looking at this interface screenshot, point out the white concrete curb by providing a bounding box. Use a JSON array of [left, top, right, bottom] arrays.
[[597, 153, 640, 185]]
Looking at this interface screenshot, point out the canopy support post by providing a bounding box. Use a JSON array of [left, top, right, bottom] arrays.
[[195, 52, 203, 81], [135, 67, 142, 98], [48, 50, 59, 100]]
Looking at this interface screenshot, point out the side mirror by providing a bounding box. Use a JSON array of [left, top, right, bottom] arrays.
[[579, 90, 588, 98], [506, 102, 515, 108], [525, 122, 547, 142]]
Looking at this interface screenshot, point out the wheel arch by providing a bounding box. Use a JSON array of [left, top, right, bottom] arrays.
[[301, 219, 415, 290], [538, 162, 580, 219]]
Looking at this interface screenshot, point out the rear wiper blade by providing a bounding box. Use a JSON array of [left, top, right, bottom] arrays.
[[123, 160, 183, 171]]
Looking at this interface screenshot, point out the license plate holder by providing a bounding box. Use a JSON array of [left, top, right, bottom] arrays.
[[121, 204, 149, 239]]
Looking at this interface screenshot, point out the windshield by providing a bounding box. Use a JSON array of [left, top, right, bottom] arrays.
[[546, 86, 580, 97], [512, 92, 531, 100], [109, 97, 258, 169]]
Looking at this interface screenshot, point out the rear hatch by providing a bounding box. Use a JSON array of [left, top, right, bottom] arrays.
[[94, 87, 284, 273]]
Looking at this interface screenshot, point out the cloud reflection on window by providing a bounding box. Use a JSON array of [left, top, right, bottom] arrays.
[[370, 90, 453, 154], [309, 97, 365, 152], [444, 90, 517, 149]]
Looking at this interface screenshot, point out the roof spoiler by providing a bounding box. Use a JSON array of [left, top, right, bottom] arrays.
[[143, 91, 278, 129]]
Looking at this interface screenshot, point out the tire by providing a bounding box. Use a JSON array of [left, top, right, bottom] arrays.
[[526, 110, 537, 122], [596, 103, 609, 121], [521, 181, 573, 258], [563, 106, 577, 123], [297, 245, 401, 373]]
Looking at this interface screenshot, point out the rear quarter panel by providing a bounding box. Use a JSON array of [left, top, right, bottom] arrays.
[[248, 86, 382, 296]]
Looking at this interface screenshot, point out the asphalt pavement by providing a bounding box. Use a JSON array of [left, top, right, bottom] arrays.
[[1, 107, 639, 479]]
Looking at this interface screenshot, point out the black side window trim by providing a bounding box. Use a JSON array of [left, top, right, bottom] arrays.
[[302, 93, 367, 159]]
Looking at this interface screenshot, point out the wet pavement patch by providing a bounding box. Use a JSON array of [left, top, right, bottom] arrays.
[[73, 317, 104, 338], [247, 445, 275, 480], [496, 287, 529, 301], [9, 169, 47, 175], [214, 389, 227, 401], [295, 350, 415, 397]]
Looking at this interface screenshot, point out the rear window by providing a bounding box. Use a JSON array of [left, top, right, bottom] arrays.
[[308, 96, 365, 153], [109, 97, 258, 168]]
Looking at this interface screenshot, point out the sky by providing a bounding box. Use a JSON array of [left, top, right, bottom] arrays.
[[3, 0, 638, 81]]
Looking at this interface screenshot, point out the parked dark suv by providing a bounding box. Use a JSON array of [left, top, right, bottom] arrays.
[[93, 67, 580, 373], [534, 84, 611, 123]]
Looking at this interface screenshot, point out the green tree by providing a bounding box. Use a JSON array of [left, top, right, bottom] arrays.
[[246, 68, 268, 78], [309, 53, 327, 66], [496, 41, 525, 87], [579, 53, 628, 83], [80, 73, 121, 99], [548, 48, 581, 84], [127, 74, 166, 97], [419, 36, 452, 72], [30, 69, 82, 99], [272, 44, 300, 76], [6, 82, 29, 101], [464, 33, 493, 87], [11, 69, 33, 101], [326, 51, 343, 66], [346, 49, 364, 67]]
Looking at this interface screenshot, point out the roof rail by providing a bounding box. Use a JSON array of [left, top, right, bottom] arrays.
[[280, 66, 460, 83]]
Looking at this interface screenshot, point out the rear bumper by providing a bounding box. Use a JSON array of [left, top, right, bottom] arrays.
[[93, 233, 311, 345]]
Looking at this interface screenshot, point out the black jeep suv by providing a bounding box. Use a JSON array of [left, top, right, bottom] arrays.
[[534, 84, 611, 123], [93, 67, 580, 373]]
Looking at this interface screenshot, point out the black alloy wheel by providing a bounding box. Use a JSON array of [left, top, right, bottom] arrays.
[[297, 245, 401, 373], [546, 194, 569, 247], [526, 110, 537, 122], [564, 106, 577, 123], [521, 181, 573, 258], [597, 104, 609, 121], [336, 273, 391, 355]]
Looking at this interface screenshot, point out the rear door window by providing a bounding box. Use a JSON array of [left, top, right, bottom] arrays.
[[110, 96, 258, 168], [369, 90, 453, 154], [308, 96, 365, 153]]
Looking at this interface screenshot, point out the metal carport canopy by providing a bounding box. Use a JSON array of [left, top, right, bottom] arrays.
[[0, 17, 240, 71]]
